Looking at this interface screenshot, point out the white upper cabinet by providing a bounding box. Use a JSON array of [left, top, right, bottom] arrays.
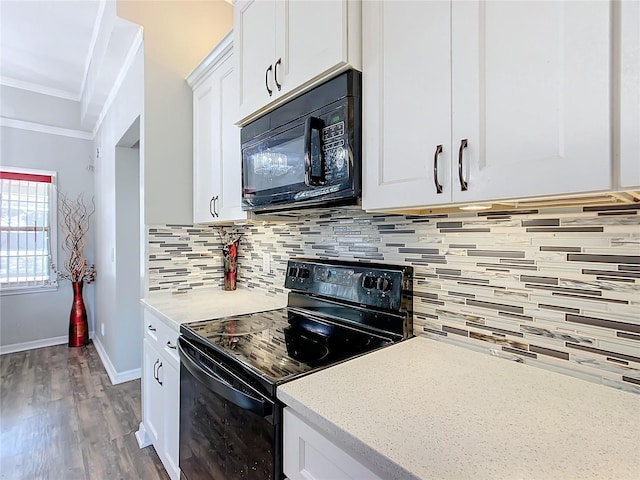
[[192, 78, 218, 223], [235, 0, 278, 122], [188, 33, 247, 224], [234, 0, 361, 124], [363, 0, 613, 211], [618, 0, 640, 190], [451, 1, 611, 204], [363, 0, 453, 210]]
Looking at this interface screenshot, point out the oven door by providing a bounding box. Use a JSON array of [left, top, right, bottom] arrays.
[[178, 337, 282, 480]]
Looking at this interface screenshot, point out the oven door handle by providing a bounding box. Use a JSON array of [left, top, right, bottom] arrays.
[[178, 338, 272, 418]]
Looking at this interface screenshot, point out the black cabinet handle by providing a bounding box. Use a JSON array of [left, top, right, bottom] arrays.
[[153, 359, 159, 381], [433, 144, 443, 194], [166, 341, 177, 350], [209, 196, 219, 218], [274, 58, 282, 91], [304, 116, 326, 186], [148, 324, 156, 332], [458, 139, 468, 191], [157, 362, 163, 386], [265, 65, 273, 96]]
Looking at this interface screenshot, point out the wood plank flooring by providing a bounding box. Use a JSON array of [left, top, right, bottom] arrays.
[[0, 342, 170, 480]]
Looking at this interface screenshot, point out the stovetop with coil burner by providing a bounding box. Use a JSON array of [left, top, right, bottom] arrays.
[[180, 258, 413, 397]]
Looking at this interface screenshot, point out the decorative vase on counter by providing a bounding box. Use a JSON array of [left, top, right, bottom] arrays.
[[69, 280, 89, 347], [223, 240, 239, 291]]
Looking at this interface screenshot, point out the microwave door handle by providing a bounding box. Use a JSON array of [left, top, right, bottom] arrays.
[[178, 338, 273, 419], [304, 116, 326, 186]]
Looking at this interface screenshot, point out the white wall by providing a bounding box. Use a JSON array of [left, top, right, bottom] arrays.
[[0, 126, 94, 350], [113, 144, 141, 372], [93, 44, 144, 379], [0, 85, 86, 131], [117, 0, 233, 225]]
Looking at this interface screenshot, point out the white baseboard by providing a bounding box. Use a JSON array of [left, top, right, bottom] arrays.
[[0, 335, 69, 355], [92, 336, 141, 385], [135, 422, 152, 448]]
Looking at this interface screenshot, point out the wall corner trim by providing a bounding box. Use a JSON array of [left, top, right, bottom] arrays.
[[92, 336, 142, 385]]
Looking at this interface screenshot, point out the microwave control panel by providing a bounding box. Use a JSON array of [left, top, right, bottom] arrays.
[[322, 120, 347, 179]]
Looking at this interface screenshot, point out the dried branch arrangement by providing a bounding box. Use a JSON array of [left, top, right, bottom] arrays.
[[214, 226, 244, 252], [56, 193, 96, 283]]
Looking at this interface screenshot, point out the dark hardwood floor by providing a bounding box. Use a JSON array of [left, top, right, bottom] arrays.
[[0, 342, 170, 480]]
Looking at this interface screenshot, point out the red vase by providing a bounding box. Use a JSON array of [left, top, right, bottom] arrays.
[[69, 281, 89, 347], [223, 241, 239, 291]]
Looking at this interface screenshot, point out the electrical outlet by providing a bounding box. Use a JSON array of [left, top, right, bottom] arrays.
[[263, 253, 271, 274], [101, 323, 105, 336]]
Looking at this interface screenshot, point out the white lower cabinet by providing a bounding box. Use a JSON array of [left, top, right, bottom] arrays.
[[283, 408, 383, 480], [138, 310, 181, 480], [142, 339, 163, 445], [160, 358, 180, 477]]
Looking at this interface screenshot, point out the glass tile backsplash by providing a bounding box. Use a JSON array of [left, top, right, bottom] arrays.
[[147, 204, 640, 393]]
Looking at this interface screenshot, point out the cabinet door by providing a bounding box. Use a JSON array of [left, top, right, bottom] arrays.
[[143, 339, 163, 446], [236, 0, 278, 121], [282, 0, 349, 94], [362, 0, 452, 210], [619, 0, 640, 189], [193, 75, 219, 224], [161, 360, 181, 480], [451, 0, 612, 203], [283, 408, 383, 480], [193, 50, 247, 224], [217, 56, 246, 222]]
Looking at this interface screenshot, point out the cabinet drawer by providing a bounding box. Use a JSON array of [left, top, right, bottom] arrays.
[[143, 310, 179, 365]]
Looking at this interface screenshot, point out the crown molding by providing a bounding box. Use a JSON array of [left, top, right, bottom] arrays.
[[79, 0, 108, 100], [0, 117, 93, 140], [186, 30, 233, 88], [92, 27, 143, 136], [0, 76, 80, 101]]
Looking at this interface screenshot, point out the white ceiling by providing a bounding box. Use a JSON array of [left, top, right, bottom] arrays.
[[0, 0, 105, 101]]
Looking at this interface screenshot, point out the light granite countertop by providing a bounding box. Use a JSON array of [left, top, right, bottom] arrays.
[[277, 336, 640, 480], [141, 287, 287, 329]]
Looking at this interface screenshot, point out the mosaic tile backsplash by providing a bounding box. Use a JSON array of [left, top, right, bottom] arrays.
[[147, 204, 640, 393]]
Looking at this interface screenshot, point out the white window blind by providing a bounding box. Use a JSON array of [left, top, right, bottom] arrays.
[[0, 168, 57, 292]]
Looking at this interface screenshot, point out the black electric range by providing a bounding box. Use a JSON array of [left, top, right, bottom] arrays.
[[178, 258, 413, 480]]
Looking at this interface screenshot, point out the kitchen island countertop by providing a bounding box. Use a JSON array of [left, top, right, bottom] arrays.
[[141, 287, 287, 329], [277, 336, 640, 480]]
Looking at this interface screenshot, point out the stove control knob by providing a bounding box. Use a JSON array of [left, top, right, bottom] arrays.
[[377, 277, 392, 291], [362, 275, 377, 289]]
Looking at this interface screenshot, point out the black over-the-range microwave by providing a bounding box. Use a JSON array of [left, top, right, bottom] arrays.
[[240, 70, 362, 213]]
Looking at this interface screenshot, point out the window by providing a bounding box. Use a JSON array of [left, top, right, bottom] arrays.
[[0, 168, 57, 293]]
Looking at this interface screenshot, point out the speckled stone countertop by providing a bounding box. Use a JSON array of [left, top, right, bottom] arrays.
[[277, 336, 640, 480], [141, 287, 287, 329]]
